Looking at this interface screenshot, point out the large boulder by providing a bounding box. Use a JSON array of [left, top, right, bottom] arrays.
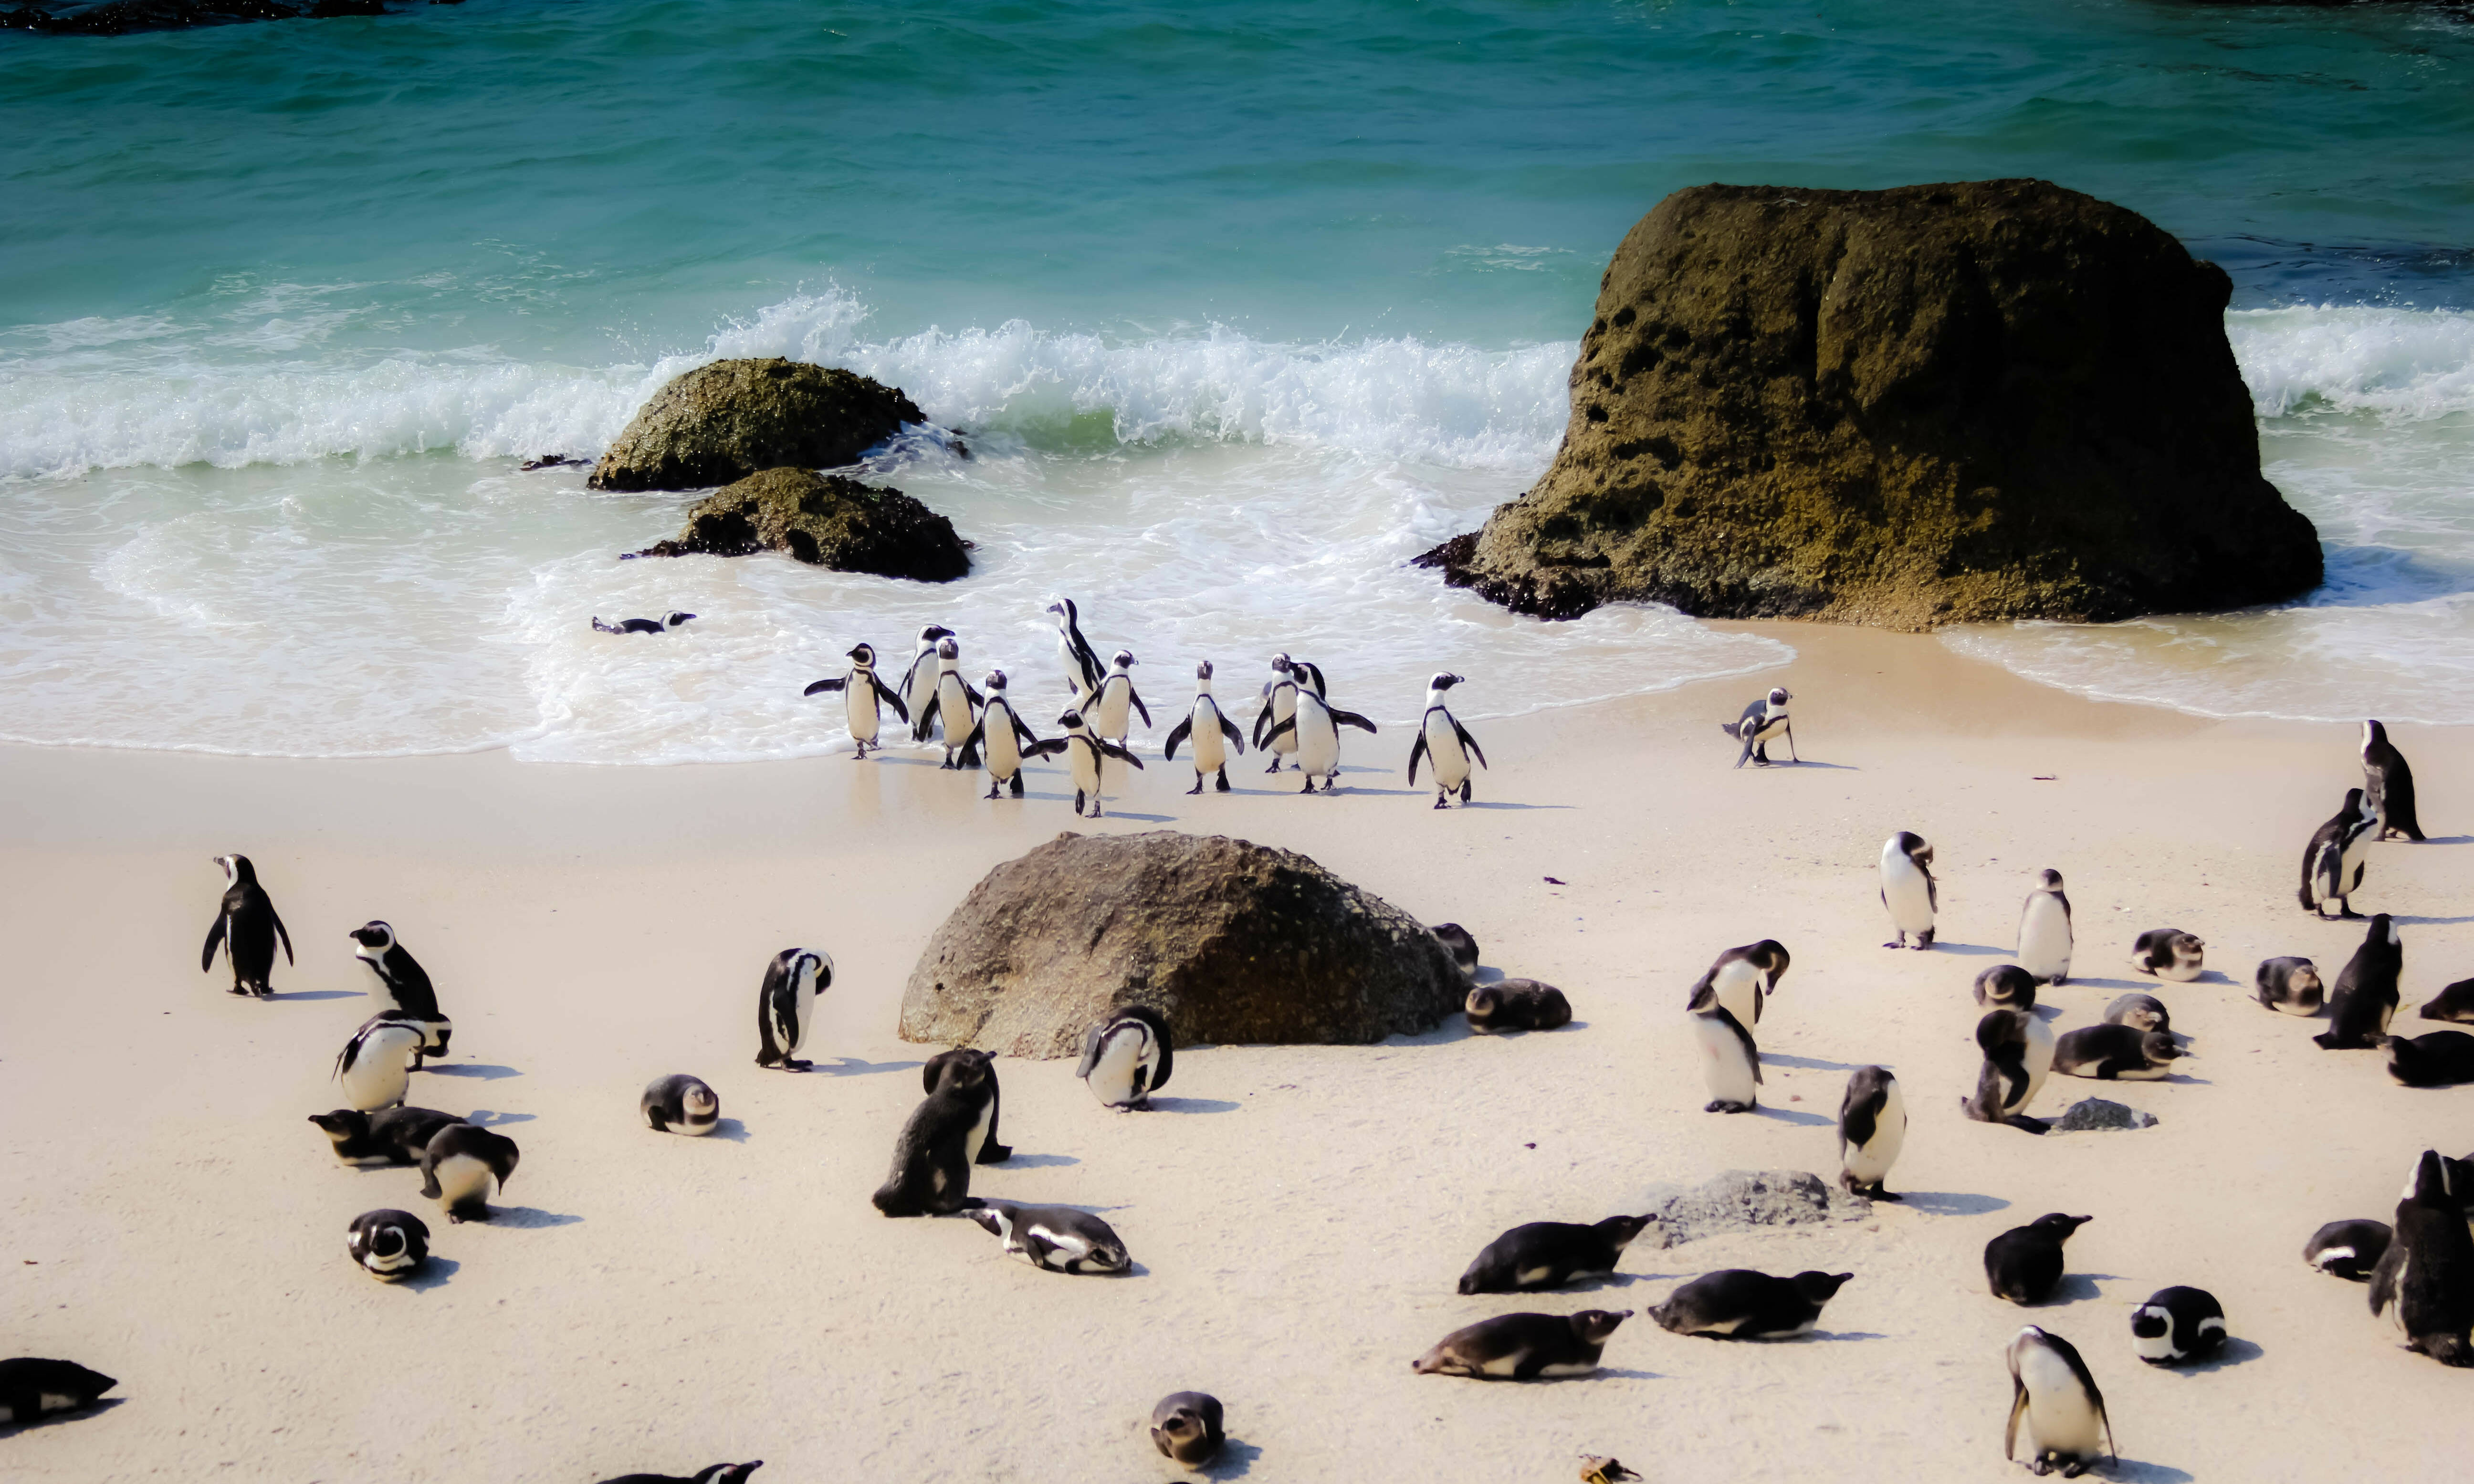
[[900, 831, 1465, 1056], [588, 358, 925, 493], [1421, 180, 2323, 630], [628, 467, 968, 581]]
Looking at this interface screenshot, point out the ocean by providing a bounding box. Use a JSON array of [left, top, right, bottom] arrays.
[[4, 0, 2471, 761]]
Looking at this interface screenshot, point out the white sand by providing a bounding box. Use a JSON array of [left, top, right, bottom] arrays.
[[5, 622, 2473, 1482]]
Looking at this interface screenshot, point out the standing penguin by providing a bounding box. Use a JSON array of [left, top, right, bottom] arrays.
[[1836, 1065, 1906, 1200], [2369, 1150, 2474, 1365], [200, 853, 293, 998], [957, 670, 1046, 799], [1027, 709, 1143, 817], [1691, 940, 1791, 1028], [754, 948, 832, 1070], [1879, 832, 1938, 950], [871, 1050, 999, 1216], [2300, 787, 2378, 919], [1163, 660, 1247, 794], [1406, 671, 1488, 808], [2016, 869, 2073, 985], [1720, 686, 1795, 768], [1686, 978, 1761, 1114], [1262, 683, 1377, 794], [334, 1019, 424, 1112], [2254, 955, 2325, 1016], [1253, 653, 1303, 773], [803, 642, 910, 760], [897, 624, 956, 736], [1046, 598, 1104, 704], [1090, 648, 1152, 752], [2314, 914, 2402, 1050], [348, 921, 451, 1066], [2003, 1327, 2115, 1478], [1077, 1004, 1173, 1110], [915, 636, 984, 767], [1964, 1007, 2055, 1134], [921, 1047, 1011, 1164], [2362, 720, 2426, 842]]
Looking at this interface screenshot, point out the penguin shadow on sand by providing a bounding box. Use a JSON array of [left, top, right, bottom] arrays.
[[425, 1062, 521, 1081], [1750, 1102, 1832, 1129], [0, 1398, 126, 1435], [398, 1256, 462, 1291], [463, 1109, 534, 1128], [484, 1206, 583, 1230], [996, 1151, 1082, 1168], [1891, 1190, 2009, 1218], [2040, 1272, 2121, 1305], [1170, 1436, 1264, 1479], [2389, 911, 2474, 926], [1919, 941, 2010, 958], [703, 1118, 752, 1142], [267, 989, 361, 1002], [1142, 1096, 1240, 1114], [2107, 1460, 2196, 1484], [1758, 1050, 1859, 1073], [807, 1056, 923, 1078]]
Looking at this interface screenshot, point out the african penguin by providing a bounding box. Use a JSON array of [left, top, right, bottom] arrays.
[[957, 1199, 1129, 1274], [2313, 913, 2402, 1050], [1261, 682, 1376, 794], [1077, 1004, 1173, 1109], [1431, 922, 1480, 974], [308, 1106, 465, 1168], [2369, 1150, 2474, 1365], [2003, 1326, 2115, 1478], [1974, 965, 2037, 1012], [2418, 977, 2474, 1024], [2016, 869, 2073, 985], [2128, 928, 2204, 982], [1686, 977, 1761, 1114], [958, 669, 1045, 798], [1149, 1392, 1225, 1467], [2255, 956, 2325, 1017], [0, 1358, 117, 1427], [348, 921, 451, 1064], [897, 624, 955, 737], [1652, 1270, 1851, 1338], [2129, 1286, 2224, 1366], [1046, 598, 1103, 705], [1026, 708, 1143, 817], [915, 636, 984, 767], [1693, 939, 1790, 1027], [1410, 1310, 1631, 1379], [2305, 1218, 2392, 1281], [921, 1047, 1010, 1164], [595, 1465, 764, 1484], [1407, 671, 1488, 806], [334, 1019, 424, 1111], [1720, 686, 1795, 768], [2362, 719, 2426, 842], [754, 948, 831, 1070], [1253, 653, 1302, 771], [1090, 648, 1150, 753], [803, 641, 910, 759], [2054, 1024, 2182, 1081], [591, 611, 695, 634], [2102, 993, 2170, 1035], [1986, 1213, 2093, 1305], [2300, 787, 2377, 918], [1162, 659, 1247, 794], [1879, 832, 1937, 949], [1465, 979, 1571, 1033], [200, 853, 292, 998], [1456, 1215, 1657, 1294], [1579, 1457, 1644, 1484], [870, 1050, 999, 1216], [1963, 1007, 2055, 1134], [2380, 1030, 2474, 1088], [346, 1208, 431, 1282], [1836, 1065, 1906, 1200], [418, 1122, 519, 1223], [641, 1074, 721, 1135]]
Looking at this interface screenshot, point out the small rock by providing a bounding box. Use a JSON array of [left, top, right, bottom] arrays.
[[628, 467, 968, 582], [2053, 1097, 2158, 1132], [588, 357, 925, 492], [1646, 1169, 1870, 1248]]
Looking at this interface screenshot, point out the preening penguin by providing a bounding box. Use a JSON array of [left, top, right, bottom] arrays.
[[595, 1466, 764, 1484], [1836, 1065, 1906, 1200], [1252, 653, 1302, 772], [1456, 1214, 1657, 1294], [2255, 956, 2325, 1017], [591, 611, 695, 634], [1879, 832, 1937, 950], [1692, 940, 1791, 1027], [418, 1122, 519, 1223], [641, 1074, 721, 1135], [1963, 1007, 2055, 1134], [1077, 1004, 1173, 1109], [2300, 787, 2377, 918], [754, 948, 831, 1070], [1046, 597, 1104, 704], [1652, 1269, 1852, 1338], [1974, 965, 2038, 1012], [0, 1358, 118, 1427], [1686, 978, 1761, 1113], [346, 1208, 431, 1282], [2369, 1150, 2474, 1365], [2129, 929, 2205, 982], [915, 636, 984, 766], [803, 642, 909, 759], [2054, 1024, 2182, 1081], [2130, 1286, 2225, 1365], [2314, 914, 2401, 1050], [1090, 648, 1151, 748], [871, 1049, 999, 1216], [922, 1047, 1010, 1164], [1260, 683, 1377, 794], [1149, 1392, 1225, 1467], [2102, 993, 2170, 1035], [1025, 708, 1143, 817], [1163, 660, 1247, 794], [2016, 869, 2073, 984], [1407, 671, 1488, 806], [200, 853, 292, 998], [348, 921, 451, 1064], [2003, 1327, 2115, 1478], [1986, 1213, 2093, 1305], [1411, 1309, 1631, 1379], [2361, 720, 2426, 841], [898, 624, 956, 736], [1431, 922, 1480, 974], [1720, 686, 1795, 768], [957, 670, 1046, 798], [334, 1019, 424, 1111], [957, 1199, 1130, 1274], [2305, 1218, 2391, 1281]]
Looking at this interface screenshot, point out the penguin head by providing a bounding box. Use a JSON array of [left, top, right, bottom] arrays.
[[1888, 831, 1931, 865], [849, 642, 876, 666], [802, 949, 833, 992], [2140, 1031, 2182, 1063], [1058, 708, 1087, 732], [365, 1223, 409, 1260], [2037, 867, 2064, 890], [937, 636, 960, 660], [1791, 1271, 1854, 1303], [931, 1049, 991, 1094], [1594, 1213, 1658, 1249], [1046, 598, 1074, 626], [308, 1110, 370, 1143], [349, 920, 396, 952], [2363, 719, 2385, 752], [2345, 786, 2370, 821], [662, 611, 697, 629], [1749, 939, 1791, 974], [1570, 1309, 1633, 1342], [214, 853, 253, 886], [1153, 1404, 1209, 1447], [2408, 1149, 2458, 1209], [1111, 648, 1136, 670], [1429, 671, 1465, 692], [1768, 687, 1792, 705], [1195, 659, 1214, 681], [1269, 651, 1292, 675], [959, 1200, 1011, 1237], [702, 1466, 764, 1484], [2371, 912, 2399, 947], [2028, 1213, 2094, 1240], [919, 624, 954, 647], [1464, 985, 1499, 1019], [985, 669, 1007, 692]]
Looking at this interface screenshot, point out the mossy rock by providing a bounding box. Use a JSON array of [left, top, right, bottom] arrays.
[[630, 467, 969, 583], [588, 357, 925, 493]]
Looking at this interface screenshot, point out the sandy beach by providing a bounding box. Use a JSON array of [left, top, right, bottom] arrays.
[[5, 621, 2472, 1482]]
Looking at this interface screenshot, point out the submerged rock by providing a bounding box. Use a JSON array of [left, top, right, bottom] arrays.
[[628, 467, 968, 582], [589, 357, 926, 493], [1647, 1169, 1871, 1247], [2054, 1097, 2158, 1132], [899, 831, 1465, 1056], [1422, 179, 2323, 630]]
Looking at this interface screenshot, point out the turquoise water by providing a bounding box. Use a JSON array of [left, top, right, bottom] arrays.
[[4, 0, 2473, 757]]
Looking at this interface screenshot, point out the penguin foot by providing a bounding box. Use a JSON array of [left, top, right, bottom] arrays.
[[1010, 776, 1024, 797], [1186, 778, 1203, 795], [226, 985, 251, 996], [1881, 939, 1903, 950], [1265, 758, 1281, 773], [2003, 1115, 2052, 1136], [1433, 794, 1448, 808], [985, 785, 1000, 800], [1704, 1100, 1753, 1114], [1215, 768, 1230, 792], [784, 1058, 812, 1071], [1870, 1188, 1902, 1202], [2340, 907, 2365, 919]]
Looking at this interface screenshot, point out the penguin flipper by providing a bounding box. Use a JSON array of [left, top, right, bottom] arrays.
[[1330, 708, 1378, 734], [1216, 711, 1246, 755], [1407, 732, 1427, 784], [270, 906, 293, 966], [201, 913, 226, 972], [1099, 740, 1146, 770], [2002, 1373, 2028, 1463], [1924, 868, 1939, 914], [1715, 1005, 1762, 1085], [873, 676, 910, 721], [965, 682, 985, 708], [1252, 700, 1275, 747], [1073, 1024, 1105, 1081], [1734, 729, 1757, 768], [1262, 716, 1296, 743], [804, 677, 847, 696], [1840, 1083, 1879, 1151], [1163, 717, 1192, 761], [1023, 738, 1070, 760], [960, 716, 988, 755], [1010, 711, 1041, 749], [1130, 688, 1151, 729], [1451, 716, 1488, 769]]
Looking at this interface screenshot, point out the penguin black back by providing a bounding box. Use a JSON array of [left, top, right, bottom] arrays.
[[1456, 1214, 1657, 1294], [1986, 1213, 2093, 1305], [871, 1051, 995, 1216], [596, 1465, 762, 1484], [2361, 719, 2425, 841], [0, 1357, 118, 1427], [922, 1047, 1010, 1163], [200, 853, 292, 997], [2305, 1218, 2391, 1281], [2368, 1150, 2474, 1365], [2315, 914, 2402, 1049]]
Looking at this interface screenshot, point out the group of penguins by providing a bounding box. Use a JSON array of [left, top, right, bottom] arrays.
[[6, 695, 2469, 1481], [604, 596, 1492, 811]]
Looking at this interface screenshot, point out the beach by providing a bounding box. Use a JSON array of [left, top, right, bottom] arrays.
[[7, 623, 2472, 1481]]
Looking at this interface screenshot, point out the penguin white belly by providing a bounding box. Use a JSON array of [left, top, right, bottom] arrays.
[[341, 1050, 411, 1112], [1691, 1015, 1759, 1106], [1424, 712, 1470, 791], [935, 678, 973, 739], [1055, 634, 1084, 694], [2009, 1021, 2056, 1114], [1086, 1030, 1147, 1106], [357, 957, 398, 1009], [433, 1152, 495, 1208], [2017, 1348, 2105, 1457], [1095, 679, 1132, 741], [2017, 899, 2072, 982], [1478, 1349, 1531, 1378], [1296, 713, 1341, 779], [1710, 959, 1767, 1027], [1190, 703, 1227, 773], [843, 682, 880, 746], [1882, 864, 1934, 935], [786, 976, 816, 1056], [2340, 835, 2370, 894], [1070, 738, 1105, 801], [2109, 1062, 2171, 1081], [984, 711, 1023, 780], [964, 1097, 994, 1165], [1536, 1360, 1597, 1378], [2151, 959, 2203, 984], [905, 665, 939, 735], [1844, 1082, 1906, 1185], [1268, 689, 1299, 755]]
